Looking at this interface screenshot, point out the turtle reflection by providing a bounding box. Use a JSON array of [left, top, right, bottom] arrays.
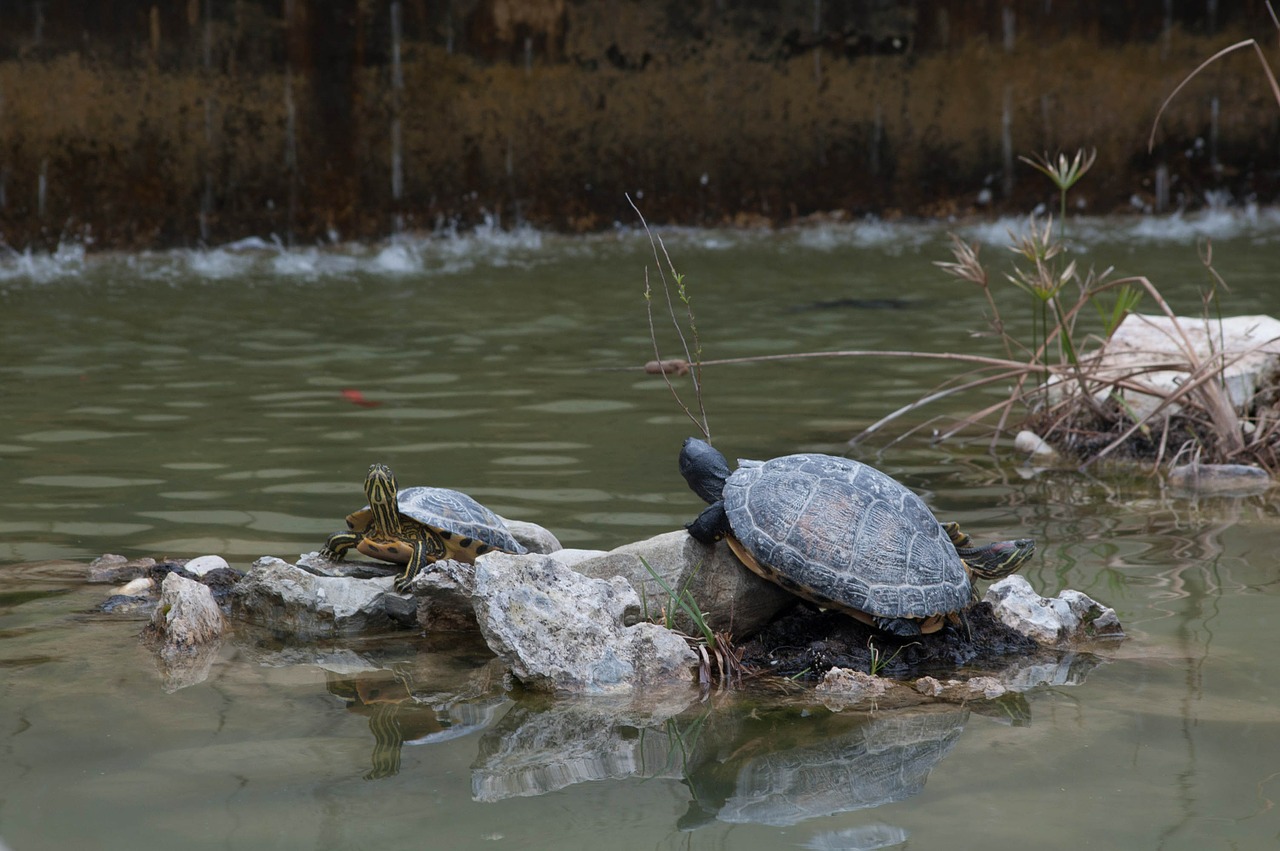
[[326, 665, 508, 780], [684, 705, 968, 828]]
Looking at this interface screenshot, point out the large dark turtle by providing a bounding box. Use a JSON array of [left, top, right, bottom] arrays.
[[322, 463, 527, 592], [679, 438, 1034, 635]]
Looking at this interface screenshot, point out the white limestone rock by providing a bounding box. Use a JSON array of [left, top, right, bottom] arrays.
[[985, 575, 1124, 646], [472, 552, 696, 695]]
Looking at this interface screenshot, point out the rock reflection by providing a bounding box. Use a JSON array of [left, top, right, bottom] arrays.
[[472, 693, 972, 829], [471, 690, 698, 801]]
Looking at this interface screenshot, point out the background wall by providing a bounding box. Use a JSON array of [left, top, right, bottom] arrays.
[[0, 1, 1275, 249]]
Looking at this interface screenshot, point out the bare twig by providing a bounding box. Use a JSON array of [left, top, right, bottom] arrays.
[[630, 194, 711, 440]]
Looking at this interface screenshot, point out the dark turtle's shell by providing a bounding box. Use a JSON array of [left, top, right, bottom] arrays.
[[724, 454, 969, 619], [392, 486, 526, 555]]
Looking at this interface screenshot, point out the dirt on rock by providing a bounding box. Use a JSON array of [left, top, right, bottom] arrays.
[[738, 601, 1040, 682]]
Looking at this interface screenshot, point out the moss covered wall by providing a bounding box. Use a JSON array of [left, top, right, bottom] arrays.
[[0, 1, 1276, 249]]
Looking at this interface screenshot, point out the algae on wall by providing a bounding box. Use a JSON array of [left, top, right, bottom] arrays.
[[0, 0, 1275, 249]]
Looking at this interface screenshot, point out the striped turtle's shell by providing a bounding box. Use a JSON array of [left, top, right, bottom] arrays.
[[388, 486, 527, 556], [724, 454, 969, 619]]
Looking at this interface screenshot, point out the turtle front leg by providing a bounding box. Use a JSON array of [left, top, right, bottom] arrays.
[[389, 537, 430, 591], [686, 501, 731, 545], [322, 530, 360, 561]]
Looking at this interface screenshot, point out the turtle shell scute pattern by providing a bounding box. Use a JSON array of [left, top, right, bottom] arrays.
[[723, 453, 969, 619], [395, 486, 527, 554]]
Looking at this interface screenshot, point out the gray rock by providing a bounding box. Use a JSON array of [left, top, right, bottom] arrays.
[[408, 559, 481, 631], [87, 553, 156, 584], [545, 548, 610, 569], [1168, 462, 1272, 495], [296, 550, 398, 579], [500, 518, 563, 555], [573, 530, 796, 639], [146, 572, 225, 650], [985, 575, 1124, 646], [472, 552, 697, 695], [914, 675, 1006, 701], [230, 557, 408, 636], [815, 668, 889, 701], [142, 573, 226, 691]]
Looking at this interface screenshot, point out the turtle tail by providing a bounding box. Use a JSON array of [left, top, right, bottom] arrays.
[[679, 437, 731, 504]]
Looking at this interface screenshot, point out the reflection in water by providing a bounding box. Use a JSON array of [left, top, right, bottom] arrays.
[[802, 824, 911, 850], [325, 664, 509, 780], [682, 706, 968, 829], [471, 691, 699, 800], [470, 691, 974, 830]]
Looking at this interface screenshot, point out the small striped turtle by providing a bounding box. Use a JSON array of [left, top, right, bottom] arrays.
[[322, 463, 527, 592], [679, 438, 1034, 636]]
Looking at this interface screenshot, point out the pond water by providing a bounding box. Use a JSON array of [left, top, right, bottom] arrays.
[[2, 210, 1279, 850]]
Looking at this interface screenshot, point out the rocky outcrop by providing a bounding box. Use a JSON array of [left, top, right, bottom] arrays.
[[145, 572, 225, 650], [984, 575, 1124, 646], [140, 572, 227, 692], [571, 531, 796, 638], [230, 557, 411, 637], [1100, 314, 1280, 422], [471, 552, 696, 695]]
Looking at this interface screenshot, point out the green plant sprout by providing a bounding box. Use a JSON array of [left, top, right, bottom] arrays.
[[1018, 148, 1097, 237]]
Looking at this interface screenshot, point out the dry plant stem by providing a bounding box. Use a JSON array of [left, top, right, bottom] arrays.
[[1149, 34, 1280, 152], [629, 194, 711, 440], [855, 367, 1031, 442]]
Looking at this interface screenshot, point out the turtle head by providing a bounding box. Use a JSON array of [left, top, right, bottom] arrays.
[[679, 437, 732, 504], [960, 537, 1036, 580], [364, 463, 403, 538]]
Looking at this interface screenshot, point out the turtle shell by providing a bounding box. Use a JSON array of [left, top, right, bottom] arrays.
[[723, 454, 969, 619], [392, 486, 527, 557]]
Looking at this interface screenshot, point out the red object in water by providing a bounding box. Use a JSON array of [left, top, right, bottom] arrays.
[[341, 388, 382, 408]]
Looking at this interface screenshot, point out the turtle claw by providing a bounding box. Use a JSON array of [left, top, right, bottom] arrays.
[[873, 615, 923, 637]]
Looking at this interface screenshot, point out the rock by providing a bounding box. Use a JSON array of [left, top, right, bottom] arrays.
[[573, 530, 796, 639], [815, 668, 889, 701], [296, 550, 398, 579], [472, 552, 697, 695], [230, 557, 409, 636], [914, 676, 944, 697], [1077, 313, 1280, 421], [985, 575, 1124, 646], [500, 518, 563, 555], [1168, 462, 1272, 495], [115, 576, 154, 596], [87, 553, 156, 584], [1014, 429, 1059, 461], [184, 554, 230, 576], [913, 676, 1006, 701], [545, 548, 610, 569], [99, 594, 152, 614], [145, 572, 225, 650], [407, 559, 482, 631]]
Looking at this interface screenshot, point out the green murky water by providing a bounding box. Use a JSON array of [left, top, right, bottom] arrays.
[[2, 213, 1279, 850]]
